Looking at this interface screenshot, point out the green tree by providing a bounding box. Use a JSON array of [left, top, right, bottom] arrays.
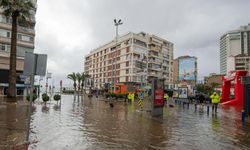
[[211, 82, 219, 89], [0, 0, 35, 98], [67, 72, 77, 94], [80, 72, 90, 93], [196, 84, 213, 94]]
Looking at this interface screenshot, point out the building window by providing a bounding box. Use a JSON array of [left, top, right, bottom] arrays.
[[126, 69, 129, 74], [0, 44, 5, 51], [126, 76, 129, 82], [126, 61, 129, 67], [117, 50, 121, 55], [116, 64, 120, 69], [126, 47, 130, 53]]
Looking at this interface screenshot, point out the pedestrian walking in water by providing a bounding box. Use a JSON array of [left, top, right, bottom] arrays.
[[210, 92, 220, 113], [164, 93, 169, 105], [198, 93, 205, 112], [127, 92, 132, 103]]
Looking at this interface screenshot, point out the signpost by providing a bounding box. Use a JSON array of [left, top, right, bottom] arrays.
[[23, 52, 47, 142], [60, 80, 62, 107]]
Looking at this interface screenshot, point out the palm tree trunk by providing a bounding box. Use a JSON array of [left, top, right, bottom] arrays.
[[73, 82, 76, 96], [8, 14, 18, 99]]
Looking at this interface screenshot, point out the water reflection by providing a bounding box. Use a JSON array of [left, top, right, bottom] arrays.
[[1, 95, 250, 149]]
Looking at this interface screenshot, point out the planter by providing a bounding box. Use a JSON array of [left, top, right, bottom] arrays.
[[53, 94, 61, 101], [26, 94, 37, 102], [42, 93, 50, 104]]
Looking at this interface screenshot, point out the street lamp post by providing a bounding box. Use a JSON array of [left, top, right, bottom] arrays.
[[38, 76, 43, 98], [45, 71, 52, 94], [112, 19, 123, 93]]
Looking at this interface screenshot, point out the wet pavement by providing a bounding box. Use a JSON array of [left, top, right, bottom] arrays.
[[0, 97, 29, 150], [1, 95, 250, 150]]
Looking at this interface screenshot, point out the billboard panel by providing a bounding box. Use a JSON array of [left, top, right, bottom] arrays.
[[178, 57, 196, 81]]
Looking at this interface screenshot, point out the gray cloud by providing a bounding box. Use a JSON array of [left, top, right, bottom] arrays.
[[34, 0, 250, 87]]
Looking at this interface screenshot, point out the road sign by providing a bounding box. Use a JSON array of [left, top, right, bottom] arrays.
[[23, 52, 47, 76]]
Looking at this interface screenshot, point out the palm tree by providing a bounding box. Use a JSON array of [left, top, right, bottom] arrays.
[[80, 72, 90, 94], [0, 0, 35, 98], [76, 73, 82, 94], [67, 72, 77, 95]]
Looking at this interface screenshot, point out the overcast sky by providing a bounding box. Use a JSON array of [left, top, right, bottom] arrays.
[[34, 0, 250, 87]]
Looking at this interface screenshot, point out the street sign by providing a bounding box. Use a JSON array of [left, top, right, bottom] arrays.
[[36, 54, 47, 76], [47, 72, 52, 78], [23, 52, 47, 76], [19, 74, 26, 82]]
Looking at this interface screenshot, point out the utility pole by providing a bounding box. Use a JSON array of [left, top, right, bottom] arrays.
[[113, 19, 123, 93]]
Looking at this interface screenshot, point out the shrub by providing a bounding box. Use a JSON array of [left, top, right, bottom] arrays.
[[110, 93, 116, 98], [42, 93, 50, 102], [26, 94, 37, 102], [53, 94, 61, 101]]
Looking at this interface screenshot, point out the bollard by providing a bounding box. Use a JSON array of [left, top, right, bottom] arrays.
[[242, 110, 245, 123], [207, 105, 210, 115], [195, 104, 197, 111], [183, 102, 185, 108], [187, 103, 189, 109]]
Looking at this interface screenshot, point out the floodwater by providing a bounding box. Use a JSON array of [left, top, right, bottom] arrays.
[[1, 95, 250, 150]]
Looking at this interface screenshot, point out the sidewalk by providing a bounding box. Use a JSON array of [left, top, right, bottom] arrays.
[[0, 96, 30, 150]]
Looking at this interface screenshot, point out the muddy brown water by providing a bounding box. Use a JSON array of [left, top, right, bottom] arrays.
[[1, 95, 250, 150]]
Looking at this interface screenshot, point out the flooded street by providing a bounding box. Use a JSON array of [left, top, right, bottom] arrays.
[[1, 95, 250, 150]]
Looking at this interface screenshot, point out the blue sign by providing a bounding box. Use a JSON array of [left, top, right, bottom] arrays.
[[139, 92, 144, 99], [178, 57, 196, 81], [19, 74, 26, 82]]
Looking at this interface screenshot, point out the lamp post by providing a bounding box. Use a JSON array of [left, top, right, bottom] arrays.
[[38, 76, 43, 98], [45, 71, 52, 94], [112, 19, 123, 93]]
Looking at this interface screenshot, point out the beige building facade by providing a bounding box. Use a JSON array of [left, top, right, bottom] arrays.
[[84, 32, 174, 89]]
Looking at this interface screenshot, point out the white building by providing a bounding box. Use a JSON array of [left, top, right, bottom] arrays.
[[220, 23, 250, 75], [84, 32, 174, 89]]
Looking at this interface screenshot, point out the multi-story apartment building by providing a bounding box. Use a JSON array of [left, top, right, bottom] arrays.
[[235, 54, 250, 74], [0, 0, 37, 95], [220, 23, 250, 75], [84, 32, 174, 89]]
